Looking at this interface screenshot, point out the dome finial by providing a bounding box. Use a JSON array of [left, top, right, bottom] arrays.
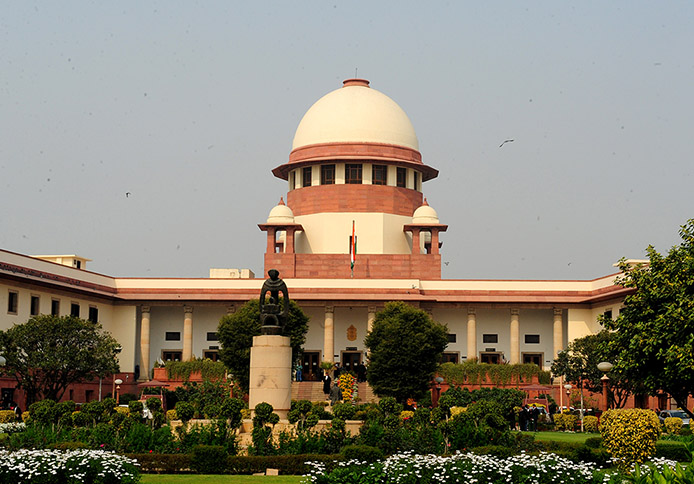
[[343, 78, 370, 88], [278, 197, 285, 206], [423, 197, 429, 206]]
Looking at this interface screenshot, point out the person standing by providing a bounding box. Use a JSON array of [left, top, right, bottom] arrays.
[[322, 372, 331, 398], [295, 362, 303, 382], [329, 381, 342, 406]]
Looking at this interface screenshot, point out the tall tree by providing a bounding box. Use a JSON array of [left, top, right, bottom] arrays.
[[0, 315, 121, 405], [365, 301, 448, 403], [217, 299, 309, 394], [551, 330, 632, 408], [605, 219, 694, 417]]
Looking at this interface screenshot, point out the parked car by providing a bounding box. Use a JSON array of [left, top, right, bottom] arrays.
[[658, 410, 691, 426]]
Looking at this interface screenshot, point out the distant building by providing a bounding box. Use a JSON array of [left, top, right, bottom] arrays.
[[0, 79, 629, 407]]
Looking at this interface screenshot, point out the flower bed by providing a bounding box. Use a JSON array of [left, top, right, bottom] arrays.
[[0, 449, 140, 483], [0, 422, 25, 434], [304, 451, 605, 484]]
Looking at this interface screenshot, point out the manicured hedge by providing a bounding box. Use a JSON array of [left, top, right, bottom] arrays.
[[129, 453, 339, 474], [655, 441, 690, 462]]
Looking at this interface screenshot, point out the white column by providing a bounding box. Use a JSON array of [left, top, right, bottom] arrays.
[[467, 307, 477, 361], [139, 306, 151, 381], [367, 305, 376, 333], [553, 308, 563, 358], [324, 305, 334, 363], [510, 308, 520, 364], [183, 306, 194, 361]]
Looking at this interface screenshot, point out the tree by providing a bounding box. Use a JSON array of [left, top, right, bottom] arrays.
[[550, 330, 632, 408], [605, 219, 694, 417], [217, 299, 309, 394], [364, 301, 448, 403], [0, 315, 120, 405]]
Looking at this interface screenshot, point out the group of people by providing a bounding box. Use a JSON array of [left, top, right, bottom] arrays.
[[518, 405, 542, 431]]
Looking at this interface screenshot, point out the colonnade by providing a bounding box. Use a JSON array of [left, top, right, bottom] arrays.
[[137, 303, 566, 381]]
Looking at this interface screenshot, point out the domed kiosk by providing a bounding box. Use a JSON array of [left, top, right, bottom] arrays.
[[261, 79, 446, 279]]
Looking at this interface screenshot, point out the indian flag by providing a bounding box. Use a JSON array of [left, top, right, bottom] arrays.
[[350, 220, 356, 276]]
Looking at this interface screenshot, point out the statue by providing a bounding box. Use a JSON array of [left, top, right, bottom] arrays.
[[259, 269, 289, 335]]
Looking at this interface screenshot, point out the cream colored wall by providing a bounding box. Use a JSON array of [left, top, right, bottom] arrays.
[[566, 302, 621, 344], [192, 306, 227, 359], [108, 306, 138, 373], [294, 212, 412, 254], [334, 306, 368, 362], [432, 307, 467, 359], [302, 306, 326, 356], [475, 309, 512, 360], [148, 306, 185, 366], [518, 309, 554, 369]]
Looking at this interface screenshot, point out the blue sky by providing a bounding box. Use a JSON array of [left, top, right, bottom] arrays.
[[1, 1, 692, 280]]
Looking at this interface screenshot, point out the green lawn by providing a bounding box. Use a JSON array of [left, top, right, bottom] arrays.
[[141, 476, 303, 484], [523, 431, 596, 444]]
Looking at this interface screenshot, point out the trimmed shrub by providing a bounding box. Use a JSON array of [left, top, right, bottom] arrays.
[[554, 413, 577, 431], [175, 401, 195, 423], [128, 453, 192, 474], [584, 436, 602, 448], [128, 400, 143, 415], [340, 444, 384, 463], [0, 410, 16, 423], [191, 445, 227, 473], [332, 402, 356, 421], [600, 408, 661, 471], [664, 417, 683, 435], [655, 441, 690, 461], [166, 409, 178, 421], [583, 415, 599, 433]]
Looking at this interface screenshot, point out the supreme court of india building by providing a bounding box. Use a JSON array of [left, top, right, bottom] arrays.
[[0, 78, 630, 403]]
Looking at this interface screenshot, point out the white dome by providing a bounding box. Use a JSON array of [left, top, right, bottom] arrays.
[[267, 199, 295, 224], [412, 200, 440, 224], [292, 79, 419, 151]]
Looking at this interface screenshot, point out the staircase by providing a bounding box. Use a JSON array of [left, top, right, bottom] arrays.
[[290, 381, 379, 404]]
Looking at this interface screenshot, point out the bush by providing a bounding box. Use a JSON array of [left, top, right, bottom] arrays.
[[0, 410, 16, 423], [191, 445, 227, 473], [128, 400, 144, 415], [600, 408, 661, 471], [470, 445, 516, 458], [128, 453, 192, 473], [332, 402, 356, 421], [583, 415, 599, 433], [340, 444, 384, 463], [554, 413, 577, 431], [175, 401, 195, 423], [664, 417, 683, 435], [166, 409, 178, 421], [584, 436, 602, 448], [655, 441, 690, 461]]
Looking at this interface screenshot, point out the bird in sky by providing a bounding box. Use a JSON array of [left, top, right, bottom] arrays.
[[125, 192, 131, 198], [499, 139, 514, 148]]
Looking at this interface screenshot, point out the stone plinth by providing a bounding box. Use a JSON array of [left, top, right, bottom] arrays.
[[249, 335, 292, 419]]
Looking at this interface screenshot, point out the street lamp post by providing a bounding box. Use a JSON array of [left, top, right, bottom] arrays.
[[114, 379, 123, 403], [564, 382, 584, 432], [597, 362, 614, 412]]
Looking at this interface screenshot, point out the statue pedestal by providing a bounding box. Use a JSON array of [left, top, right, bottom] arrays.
[[249, 335, 292, 419]]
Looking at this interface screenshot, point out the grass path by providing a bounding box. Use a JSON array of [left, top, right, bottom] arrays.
[[141, 476, 303, 484]]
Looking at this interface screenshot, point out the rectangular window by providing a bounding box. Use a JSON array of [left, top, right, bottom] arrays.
[[30, 295, 40, 316], [482, 334, 498, 344], [88, 306, 98, 323], [396, 167, 407, 187], [70, 302, 80, 317], [414, 171, 420, 190], [302, 167, 312, 187], [7, 291, 18, 314], [206, 332, 218, 341], [441, 352, 459, 364], [321, 164, 335, 185], [203, 350, 219, 361], [345, 164, 362, 184], [51, 299, 60, 316], [372, 165, 387, 185], [165, 332, 181, 341], [522, 353, 543, 366], [447, 333, 457, 343], [604, 309, 613, 320], [524, 334, 540, 344], [162, 351, 182, 362]]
